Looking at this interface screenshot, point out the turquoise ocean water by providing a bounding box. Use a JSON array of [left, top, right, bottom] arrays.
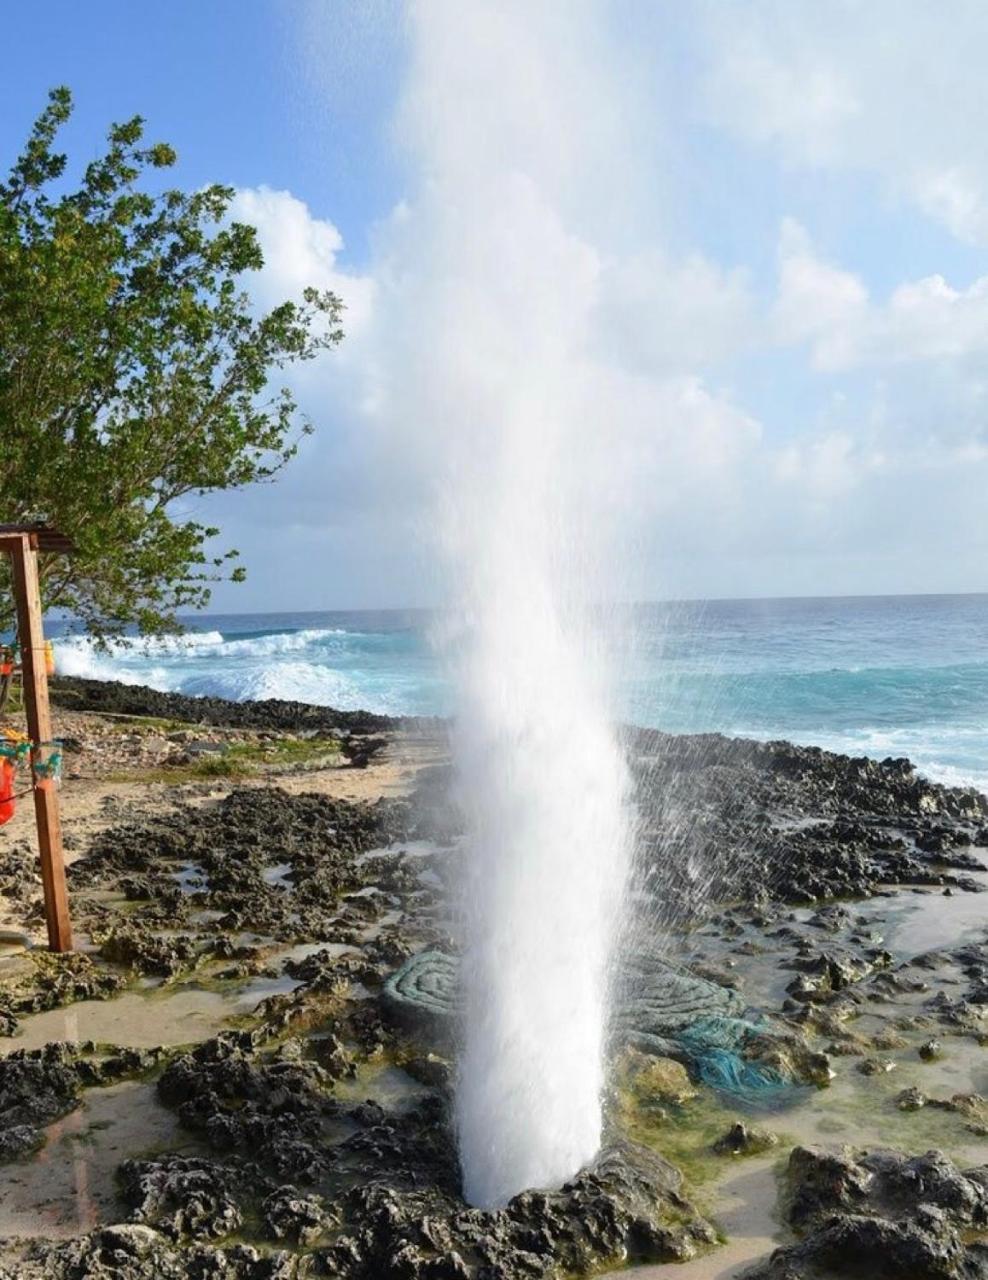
[[51, 595, 988, 792]]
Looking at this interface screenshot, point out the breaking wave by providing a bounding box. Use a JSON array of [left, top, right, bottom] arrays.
[[50, 623, 435, 716]]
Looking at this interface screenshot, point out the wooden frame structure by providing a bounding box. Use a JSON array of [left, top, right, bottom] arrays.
[[0, 523, 73, 951]]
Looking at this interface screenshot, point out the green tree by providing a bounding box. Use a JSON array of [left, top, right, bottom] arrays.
[[0, 87, 343, 640]]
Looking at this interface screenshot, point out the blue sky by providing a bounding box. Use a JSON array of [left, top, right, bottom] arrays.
[[1, 2, 402, 262], [7, 1, 988, 608]]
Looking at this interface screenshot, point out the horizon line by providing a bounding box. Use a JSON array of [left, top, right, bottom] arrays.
[[187, 588, 988, 618]]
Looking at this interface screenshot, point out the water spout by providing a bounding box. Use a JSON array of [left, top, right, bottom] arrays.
[[452, 588, 630, 1208]]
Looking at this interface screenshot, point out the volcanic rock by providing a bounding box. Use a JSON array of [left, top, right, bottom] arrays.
[[120, 1155, 245, 1241], [746, 1145, 988, 1279], [157, 1032, 336, 1182], [318, 1140, 716, 1278], [712, 1121, 778, 1156], [261, 1186, 329, 1246], [0, 1043, 81, 1161], [628, 729, 988, 911], [51, 673, 400, 736]]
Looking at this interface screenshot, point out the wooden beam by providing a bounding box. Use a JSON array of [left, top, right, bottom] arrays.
[[0, 524, 76, 554], [8, 534, 73, 951]]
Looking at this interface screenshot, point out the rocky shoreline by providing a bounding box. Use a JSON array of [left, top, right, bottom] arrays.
[[1, 678, 988, 1278]]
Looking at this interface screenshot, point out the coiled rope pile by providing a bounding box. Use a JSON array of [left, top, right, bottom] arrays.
[[383, 947, 785, 1096]]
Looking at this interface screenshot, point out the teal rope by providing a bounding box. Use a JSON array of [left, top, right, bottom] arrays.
[[675, 1015, 787, 1097]]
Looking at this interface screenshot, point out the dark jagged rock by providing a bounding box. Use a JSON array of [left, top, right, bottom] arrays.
[[402, 1052, 452, 1089], [340, 735, 389, 769], [0, 1043, 81, 1162], [747, 1211, 988, 1280], [73, 1044, 168, 1087], [51, 673, 403, 735], [746, 1145, 988, 1279], [157, 1033, 337, 1181], [22, 1225, 306, 1279], [58, 793, 439, 1014], [261, 1186, 329, 1246], [626, 729, 988, 911], [72, 786, 419, 946], [120, 1155, 245, 1241], [0, 839, 41, 907], [857, 1056, 897, 1075], [334, 1092, 460, 1193], [309, 1032, 356, 1080], [792, 947, 890, 992], [25, 1225, 187, 1280], [712, 1121, 778, 1156], [95, 924, 202, 978], [318, 1141, 716, 1278], [145, 1034, 716, 1277]]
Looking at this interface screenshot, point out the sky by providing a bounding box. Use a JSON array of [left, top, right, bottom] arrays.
[[6, 0, 988, 608]]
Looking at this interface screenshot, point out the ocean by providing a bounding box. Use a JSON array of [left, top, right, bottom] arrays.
[[50, 594, 988, 793]]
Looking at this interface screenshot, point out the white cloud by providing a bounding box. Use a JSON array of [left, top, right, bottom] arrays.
[[774, 218, 867, 369], [700, 0, 988, 243], [703, 28, 858, 165], [595, 251, 755, 372], [774, 431, 865, 500], [775, 218, 988, 370], [228, 186, 375, 334], [207, 1, 988, 608]]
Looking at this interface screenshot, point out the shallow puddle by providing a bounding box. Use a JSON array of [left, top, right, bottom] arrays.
[[0, 1079, 192, 1240], [854, 874, 988, 957], [333, 1059, 432, 1111], [0, 968, 298, 1054], [171, 862, 206, 893], [3, 989, 236, 1052], [0, 931, 31, 959], [357, 839, 443, 865]]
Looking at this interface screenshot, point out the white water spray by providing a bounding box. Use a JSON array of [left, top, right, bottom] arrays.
[[358, 0, 648, 1208], [292, 0, 763, 1200], [405, 8, 633, 1211], [451, 513, 631, 1209]]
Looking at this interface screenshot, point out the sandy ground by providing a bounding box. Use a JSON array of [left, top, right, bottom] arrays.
[[0, 704, 447, 947]]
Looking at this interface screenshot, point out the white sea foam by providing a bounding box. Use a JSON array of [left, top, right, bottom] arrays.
[[54, 639, 177, 689], [208, 628, 349, 657], [179, 660, 373, 709], [51, 628, 398, 713]]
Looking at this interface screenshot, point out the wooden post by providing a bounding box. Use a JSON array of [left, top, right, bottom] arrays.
[[7, 532, 73, 951]]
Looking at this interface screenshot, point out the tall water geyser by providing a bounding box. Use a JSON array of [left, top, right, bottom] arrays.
[[371, 0, 639, 1208], [452, 536, 631, 1208]]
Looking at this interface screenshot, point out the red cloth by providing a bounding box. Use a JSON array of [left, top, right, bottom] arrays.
[[0, 759, 15, 825]]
